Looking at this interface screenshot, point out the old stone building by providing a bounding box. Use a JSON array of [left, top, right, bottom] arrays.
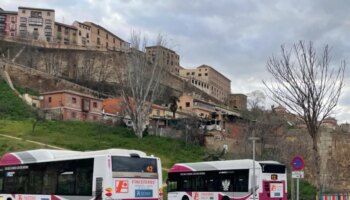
[[82, 21, 129, 51], [72, 21, 91, 47], [146, 45, 182, 75], [227, 93, 247, 110], [54, 22, 77, 45], [179, 65, 231, 102], [17, 7, 55, 42]]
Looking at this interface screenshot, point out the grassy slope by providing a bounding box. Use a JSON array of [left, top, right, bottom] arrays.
[[0, 79, 34, 119], [0, 120, 205, 168]]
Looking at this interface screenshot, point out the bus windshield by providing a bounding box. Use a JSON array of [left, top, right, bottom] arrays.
[[112, 156, 158, 178]]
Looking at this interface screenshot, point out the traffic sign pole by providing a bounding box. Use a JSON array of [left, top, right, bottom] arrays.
[[291, 155, 305, 200], [297, 178, 299, 200]]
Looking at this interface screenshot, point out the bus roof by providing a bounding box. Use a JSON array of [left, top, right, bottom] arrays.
[[169, 159, 284, 173], [0, 148, 148, 166]]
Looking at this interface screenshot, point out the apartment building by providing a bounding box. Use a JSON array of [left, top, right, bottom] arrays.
[[179, 65, 231, 102], [72, 21, 91, 47], [227, 93, 247, 110], [17, 7, 55, 42], [82, 21, 129, 51], [54, 22, 77, 45], [40, 90, 102, 121], [0, 9, 17, 37], [145, 45, 182, 75]]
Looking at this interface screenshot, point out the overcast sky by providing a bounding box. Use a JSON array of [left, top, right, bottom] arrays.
[[2, 0, 350, 123]]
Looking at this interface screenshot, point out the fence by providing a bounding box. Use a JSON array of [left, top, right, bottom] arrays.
[[320, 193, 350, 200]]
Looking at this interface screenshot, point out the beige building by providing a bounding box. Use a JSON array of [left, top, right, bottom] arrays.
[[178, 95, 215, 118], [179, 65, 231, 102], [227, 93, 247, 110], [146, 45, 182, 75], [178, 95, 239, 124], [82, 21, 129, 51], [54, 22, 77, 45], [72, 21, 91, 47], [17, 7, 55, 42]]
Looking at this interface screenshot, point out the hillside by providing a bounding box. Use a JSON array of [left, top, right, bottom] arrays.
[[0, 77, 316, 198], [0, 78, 205, 168]]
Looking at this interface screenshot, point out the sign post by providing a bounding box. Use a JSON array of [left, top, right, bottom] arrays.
[[291, 156, 305, 200]]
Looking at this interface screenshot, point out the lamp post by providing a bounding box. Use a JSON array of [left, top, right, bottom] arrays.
[[249, 136, 259, 200], [249, 120, 259, 200]]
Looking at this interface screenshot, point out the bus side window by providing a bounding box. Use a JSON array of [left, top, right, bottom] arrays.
[[75, 159, 93, 196], [28, 164, 44, 194], [43, 163, 58, 194], [57, 160, 76, 195]]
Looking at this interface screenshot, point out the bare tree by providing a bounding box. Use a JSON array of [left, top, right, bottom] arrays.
[[115, 32, 168, 138], [247, 90, 266, 110], [263, 41, 345, 194]]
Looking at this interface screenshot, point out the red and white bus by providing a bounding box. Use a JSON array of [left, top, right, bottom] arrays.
[[167, 159, 287, 200], [0, 148, 163, 200]]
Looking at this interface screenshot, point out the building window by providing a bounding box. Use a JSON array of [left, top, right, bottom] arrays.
[[0, 16, 5, 22], [30, 11, 42, 18], [48, 97, 52, 103], [45, 26, 52, 37], [93, 116, 97, 120], [57, 25, 61, 32], [97, 37, 100, 45], [79, 31, 81, 36], [106, 42, 108, 47], [45, 19, 52, 25], [20, 17, 27, 23], [22, 10, 25, 14], [187, 72, 190, 76], [86, 33, 89, 38], [192, 72, 195, 75], [72, 97, 77, 104], [97, 29, 100, 35], [205, 73, 208, 76], [72, 112, 76, 118], [186, 102, 190, 107], [198, 73, 202, 77], [113, 38, 115, 43], [28, 17, 43, 26], [47, 11, 51, 16], [93, 102, 97, 108], [106, 33, 108, 39]]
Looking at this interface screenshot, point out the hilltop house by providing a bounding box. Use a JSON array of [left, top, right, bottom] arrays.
[[40, 90, 102, 121]]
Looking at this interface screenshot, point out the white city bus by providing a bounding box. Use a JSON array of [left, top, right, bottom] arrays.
[[0, 148, 163, 200], [167, 159, 287, 200]]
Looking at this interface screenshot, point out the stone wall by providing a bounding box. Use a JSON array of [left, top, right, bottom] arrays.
[[0, 59, 102, 97], [205, 121, 350, 192]]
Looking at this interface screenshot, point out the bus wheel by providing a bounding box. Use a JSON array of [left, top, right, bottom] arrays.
[[182, 195, 189, 200], [222, 196, 230, 200], [7, 198, 12, 200]]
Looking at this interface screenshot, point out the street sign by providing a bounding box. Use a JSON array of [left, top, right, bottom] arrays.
[[292, 171, 304, 179], [291, 155, 304, 171]]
